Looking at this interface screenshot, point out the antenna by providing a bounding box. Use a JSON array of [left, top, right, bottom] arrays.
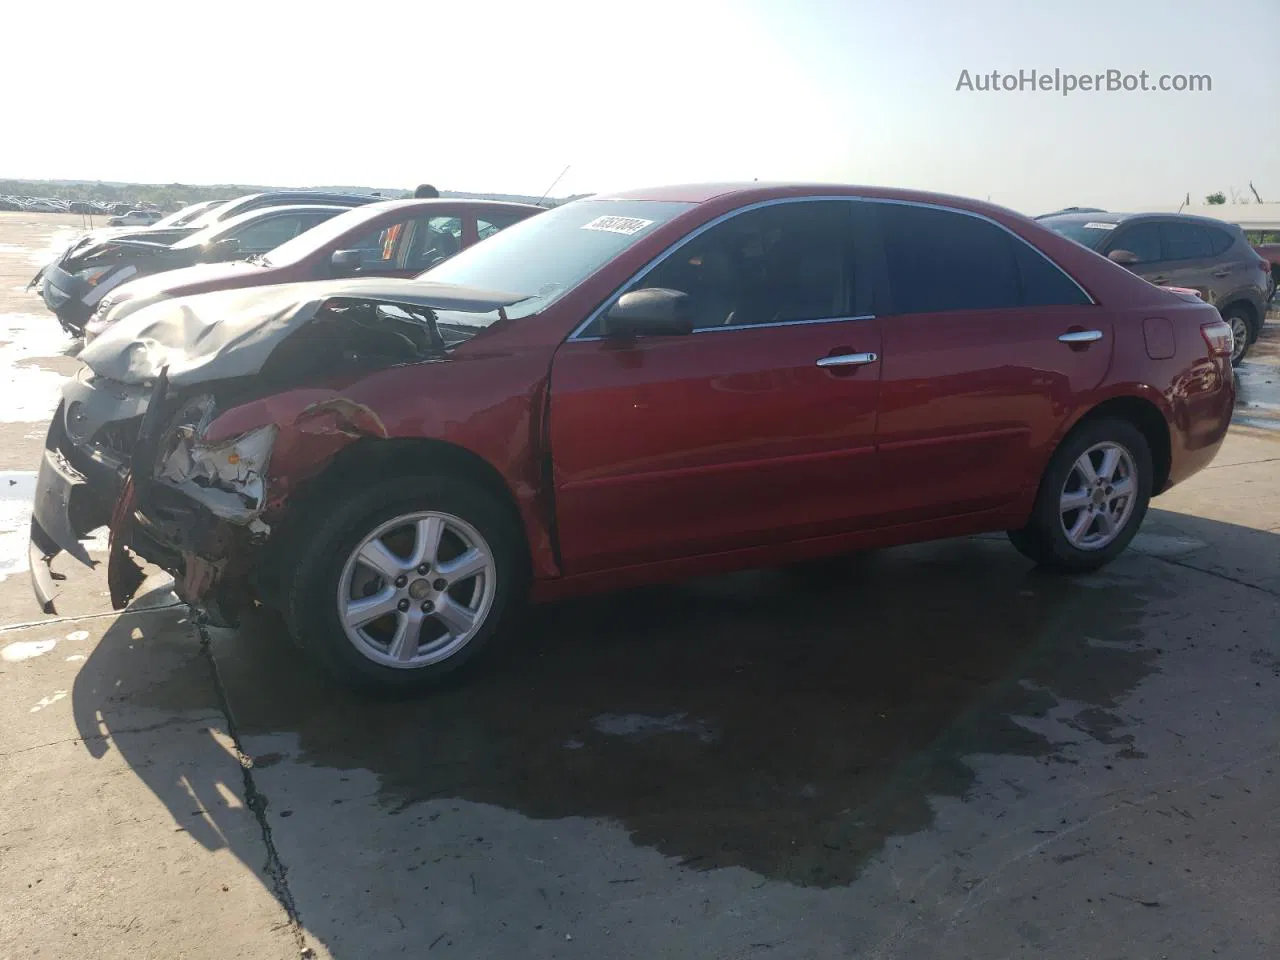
[[537, 165, 571, 207], [1177, 192, 1188, 213]]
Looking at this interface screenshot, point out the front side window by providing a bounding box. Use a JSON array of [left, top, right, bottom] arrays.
[[612, 200, 855, 331], [878, 204, 1020, 313], [1160, 222, 1213, 260], [1106, 222, 1162, 263]]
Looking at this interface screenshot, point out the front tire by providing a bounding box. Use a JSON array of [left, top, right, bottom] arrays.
[[283, 475, 525, 694], [1008, 417, 1153, 573]]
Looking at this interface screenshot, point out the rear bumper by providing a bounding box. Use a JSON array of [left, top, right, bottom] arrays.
[[1163, 358, 1235, 492]]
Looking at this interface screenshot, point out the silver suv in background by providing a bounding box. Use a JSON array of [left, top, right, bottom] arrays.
[[1041, 211, 1271, 364]]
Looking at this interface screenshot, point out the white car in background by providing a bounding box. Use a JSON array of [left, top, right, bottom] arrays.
[[106, 209, 164, 226]]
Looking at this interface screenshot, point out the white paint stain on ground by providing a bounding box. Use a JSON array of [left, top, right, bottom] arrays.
[[65, 629, 90, 643], [0, 312, 76, 423], [590, 712, 720, 744], [65, 654, 87, 662], [30, 690, 68, 713], [0, 471, 108, 581], [1, 638, 57, 661]]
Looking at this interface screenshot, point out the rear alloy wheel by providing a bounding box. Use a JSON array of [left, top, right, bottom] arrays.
[[1008, 417, 1152, 572], [1222, 307, 1252, 366], [285, 475, 524, 693]]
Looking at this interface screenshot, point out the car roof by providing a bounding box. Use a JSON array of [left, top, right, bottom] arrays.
[[592, 181, 1036, 221], [1041, 210, 1243, 231]]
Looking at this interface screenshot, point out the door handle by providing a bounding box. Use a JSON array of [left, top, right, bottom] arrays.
[[1149, 276, 1169, 284], [1211, 269, 1232, 278], [816, 352, 878, 367], [1058, 330, 1104, 344]]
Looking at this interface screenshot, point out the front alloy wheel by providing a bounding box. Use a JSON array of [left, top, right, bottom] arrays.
[[1227, 314, 1250, 365], [339, 511, 496, 668], [286, 475, 524, 693]]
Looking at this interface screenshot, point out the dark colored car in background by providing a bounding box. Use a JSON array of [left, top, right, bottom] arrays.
[[39, 204, 348, 332], [1040, 211, 1270, 364], [84, 199, 542, 339], [30, 183, 1235, 693], [32, 192, 383, 305]]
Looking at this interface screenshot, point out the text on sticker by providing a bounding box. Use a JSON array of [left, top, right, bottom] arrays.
[[581, 215, 655, 236], [1083, 222, 1116, 230]]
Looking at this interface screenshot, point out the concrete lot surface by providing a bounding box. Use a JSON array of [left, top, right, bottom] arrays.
[[1, 211, 1278, 959]]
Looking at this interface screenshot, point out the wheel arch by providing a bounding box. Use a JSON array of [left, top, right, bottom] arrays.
[[263, 436, 534, 602], [1059, 393, 1173, 494]]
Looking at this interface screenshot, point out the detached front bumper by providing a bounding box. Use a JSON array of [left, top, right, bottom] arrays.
[[27, 374, 152, 613]]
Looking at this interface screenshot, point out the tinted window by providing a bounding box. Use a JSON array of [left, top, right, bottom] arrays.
[[1161, 222, 1213, 260], [878, 204, 1019, 313], [230, 215, 313, 252], [1014, 243, 1090, 306], [1107, 222, 1162, 263], [619, 200, 854, 330], [1205, 226, 1235, 256]]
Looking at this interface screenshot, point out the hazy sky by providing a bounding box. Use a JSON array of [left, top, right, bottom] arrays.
[[5, 0, 1277, 213]]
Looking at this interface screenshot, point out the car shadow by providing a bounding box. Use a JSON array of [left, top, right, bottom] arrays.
[[66, 510, 1280, 945]]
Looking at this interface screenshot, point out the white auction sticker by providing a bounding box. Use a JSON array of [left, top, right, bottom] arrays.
[[1082, 221, 1116, 230], [581, 215, 655, 236]]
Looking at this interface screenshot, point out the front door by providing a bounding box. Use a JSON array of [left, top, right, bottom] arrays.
[[549, 199, 883, 574], [867, 201, 1111, 526]]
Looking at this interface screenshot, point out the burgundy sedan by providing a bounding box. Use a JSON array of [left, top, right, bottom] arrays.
[[82, 198, 542, 340], [31, 183, 1235, 693]]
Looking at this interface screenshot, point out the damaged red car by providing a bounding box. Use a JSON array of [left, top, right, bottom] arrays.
[[30, 183, 1236, 692]]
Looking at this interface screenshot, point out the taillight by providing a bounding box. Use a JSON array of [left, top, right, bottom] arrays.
[[1201, 319, 1233, 357]]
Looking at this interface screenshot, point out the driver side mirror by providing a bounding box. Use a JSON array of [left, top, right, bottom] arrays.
[[1107, 249, 1140, 267], [602, 288, 694, 339], [330, 249, 363, 274]]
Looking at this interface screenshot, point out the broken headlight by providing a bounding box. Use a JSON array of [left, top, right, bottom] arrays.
[[155, 397, 278, 522]]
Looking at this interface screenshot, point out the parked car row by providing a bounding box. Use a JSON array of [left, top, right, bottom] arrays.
[[1038, 210, 1273, 364], [28, 181, 1236, 694], [0, 196, 167, 215]]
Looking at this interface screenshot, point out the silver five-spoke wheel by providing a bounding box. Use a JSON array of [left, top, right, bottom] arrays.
[[1058, 441, 1137, 551], [338, 511, 497, 668]]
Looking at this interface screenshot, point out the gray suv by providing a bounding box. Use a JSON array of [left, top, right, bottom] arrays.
[[1041, 211, 1271, 364]]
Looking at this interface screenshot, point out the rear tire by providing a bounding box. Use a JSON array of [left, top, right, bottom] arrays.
[[1008, 417, 1153, 573], [1222, 305, 1253, 366], [283, 474, 526, 695]]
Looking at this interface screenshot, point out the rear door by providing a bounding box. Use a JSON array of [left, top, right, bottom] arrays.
[[868, 201, 1107, 526], [549, 199, 884, 574], [1150, 220, 1219, 300]]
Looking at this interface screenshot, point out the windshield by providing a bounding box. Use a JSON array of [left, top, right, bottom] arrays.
[[418, 198, 694, 324], [1041, 217, 1119, 251], [262, 204, 394, 265]]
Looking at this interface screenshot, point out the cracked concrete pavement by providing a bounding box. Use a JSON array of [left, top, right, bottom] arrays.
[[0, 211, 1278, 959]]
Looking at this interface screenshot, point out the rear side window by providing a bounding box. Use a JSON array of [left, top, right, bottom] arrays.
[[878, 204, 1019, 313], [1160, 222, 1213, 260], [1205, 226, 1235, 256], [477, 210, 532, 240], [1014, 243, 1091, 306]]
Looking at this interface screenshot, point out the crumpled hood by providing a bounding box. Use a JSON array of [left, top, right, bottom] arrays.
[[79, 277, 530, 387]]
